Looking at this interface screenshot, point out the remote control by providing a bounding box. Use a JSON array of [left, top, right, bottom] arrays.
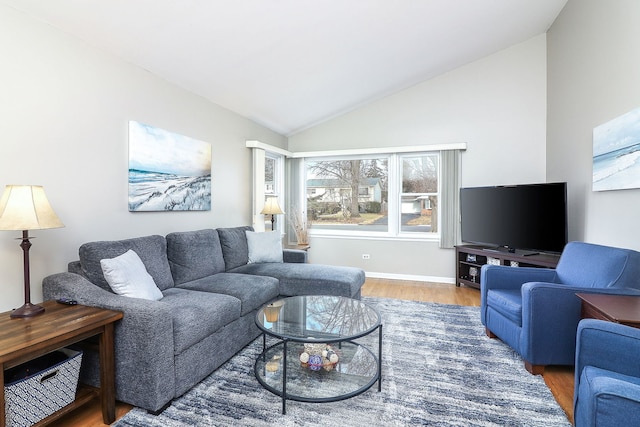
[[56, 298, 78, 305]]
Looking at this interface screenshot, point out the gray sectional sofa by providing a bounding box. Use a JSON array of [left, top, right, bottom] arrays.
[[42, 226, 365, 413]]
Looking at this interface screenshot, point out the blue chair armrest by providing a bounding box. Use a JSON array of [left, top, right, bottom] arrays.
[[481, 265, 558, 290], [480, 265, 557, 319], [521, 284, 640, 366], [576, 319, 640, 381], [574, 320, 640, 425], [576, 373, 640, 427]]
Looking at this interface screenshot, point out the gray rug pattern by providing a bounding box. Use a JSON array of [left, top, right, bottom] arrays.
[[114, 297, 570, 426]]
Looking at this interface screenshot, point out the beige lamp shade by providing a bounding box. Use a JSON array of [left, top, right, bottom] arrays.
[[0, 185, 64, 231], [264, 300, 285, 322], [260, 195, 284, 215]]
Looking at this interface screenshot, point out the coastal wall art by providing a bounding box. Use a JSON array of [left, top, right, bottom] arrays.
[[128, 121, 212, 211], [593, 107, 640, 191]]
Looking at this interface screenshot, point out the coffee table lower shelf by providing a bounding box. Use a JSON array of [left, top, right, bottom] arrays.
[[255, 339, 381, 414]]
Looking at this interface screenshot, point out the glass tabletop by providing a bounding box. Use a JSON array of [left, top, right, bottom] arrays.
[[256, 295, 381, 342]]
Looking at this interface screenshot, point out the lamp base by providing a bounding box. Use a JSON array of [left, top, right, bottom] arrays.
[[11, 302, 45, 318]]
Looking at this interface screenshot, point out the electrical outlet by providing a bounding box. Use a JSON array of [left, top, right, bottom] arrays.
[[362, 254, 370, 260]]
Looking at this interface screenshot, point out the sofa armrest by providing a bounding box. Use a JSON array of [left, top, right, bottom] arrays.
[[283, 249, 307, 263], [42, 272, 176, 412]]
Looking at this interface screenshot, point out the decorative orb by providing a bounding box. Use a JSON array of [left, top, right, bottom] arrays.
[[308, 354, 322, 371], [299, 352, 310, 363], [329, 353, 339, 363]]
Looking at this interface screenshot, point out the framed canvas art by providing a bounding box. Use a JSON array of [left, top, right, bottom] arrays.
[[593, 107, 640, 192], [128, 121, 212, 211]]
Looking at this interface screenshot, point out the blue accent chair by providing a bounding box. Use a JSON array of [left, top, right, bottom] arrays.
[[480, 241, 640, 374], [574, 319, 640, 427]]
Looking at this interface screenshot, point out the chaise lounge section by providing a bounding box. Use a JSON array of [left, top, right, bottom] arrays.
[[42, 226, 365, 413]]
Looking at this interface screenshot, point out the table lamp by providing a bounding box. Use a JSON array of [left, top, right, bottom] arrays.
[[260, 195, 284, 231], [263, 300, 285, 322], [0, 185, 64, 318]]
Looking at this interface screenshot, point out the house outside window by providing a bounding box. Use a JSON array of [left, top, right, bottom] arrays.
[[305, 152, 439, 237]]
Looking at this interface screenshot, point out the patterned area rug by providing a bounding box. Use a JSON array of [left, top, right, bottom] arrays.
[[114, 297, 570, 426]]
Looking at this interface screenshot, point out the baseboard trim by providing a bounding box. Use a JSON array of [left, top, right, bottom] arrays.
[[364, 271, 456, 284]]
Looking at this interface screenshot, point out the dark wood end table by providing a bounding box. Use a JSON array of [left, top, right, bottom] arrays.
[[0, 300, 123, 426], [576, 293, 640, 328]]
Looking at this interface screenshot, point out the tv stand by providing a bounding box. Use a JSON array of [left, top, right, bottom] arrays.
[[455, 245, 560, 289]]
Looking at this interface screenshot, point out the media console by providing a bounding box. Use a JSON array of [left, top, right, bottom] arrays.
[[455, 245, 560, 289]]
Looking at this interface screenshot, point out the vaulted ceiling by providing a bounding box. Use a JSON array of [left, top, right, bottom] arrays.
[[2, 0, 567, 135]]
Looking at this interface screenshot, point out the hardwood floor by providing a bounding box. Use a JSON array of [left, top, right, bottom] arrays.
[[50, 278, 574, 426]]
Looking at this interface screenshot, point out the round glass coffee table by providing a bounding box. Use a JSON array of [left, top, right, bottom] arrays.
[[255, 295, 382, 414]]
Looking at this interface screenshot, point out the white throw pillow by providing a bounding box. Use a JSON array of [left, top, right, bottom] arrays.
[[100, 250, 163, 300], [246, 231, 283, 263]]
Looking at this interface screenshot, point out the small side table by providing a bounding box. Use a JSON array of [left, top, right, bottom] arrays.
[[0, 301, 123, 426], [576, 293, 640, 328], [284, 244, 310, 251]]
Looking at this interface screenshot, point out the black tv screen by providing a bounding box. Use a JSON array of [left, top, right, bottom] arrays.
[[460, 182, 568, 254]]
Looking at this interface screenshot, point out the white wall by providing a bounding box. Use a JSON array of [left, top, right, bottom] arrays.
[[0, 6, 286, 312], [289, 35, 548, 281], [547, 0, 640, 249]]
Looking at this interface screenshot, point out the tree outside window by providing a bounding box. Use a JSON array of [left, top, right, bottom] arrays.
[[306, 158, 388, 232]]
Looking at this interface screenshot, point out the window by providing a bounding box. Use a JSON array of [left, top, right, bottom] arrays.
[[265, 157, 275, 194], [306, 157, 388, 233], [264, 153, 284, 231], [400, 154, 439, 234], [305, 152, 439, 237]]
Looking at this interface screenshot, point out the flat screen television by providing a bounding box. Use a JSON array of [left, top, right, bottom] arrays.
[[460, 182, 568, 255]]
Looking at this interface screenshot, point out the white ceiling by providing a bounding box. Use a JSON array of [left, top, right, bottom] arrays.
[[3, 0, 567, 136]]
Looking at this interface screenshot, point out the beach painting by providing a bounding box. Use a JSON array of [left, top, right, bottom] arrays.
[[593, 107, 640, 192], [128, 121, 212, 211]]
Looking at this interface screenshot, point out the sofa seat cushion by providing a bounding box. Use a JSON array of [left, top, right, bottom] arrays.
[[486, 289, 522, 326], [230, 263, 365, 298], [161, 288, 241, 354], [176, 273, 279, 316], [166, 229, 226, 285], [79, 235, 175, 291]]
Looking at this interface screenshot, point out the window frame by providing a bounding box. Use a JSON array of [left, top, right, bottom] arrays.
[[246, 140, 465, 241]]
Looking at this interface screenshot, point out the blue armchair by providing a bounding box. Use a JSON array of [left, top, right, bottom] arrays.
[[574, 319, 640, 427], [480, 241, 640, 374]]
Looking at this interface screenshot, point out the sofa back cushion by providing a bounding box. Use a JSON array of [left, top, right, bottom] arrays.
[[166, 229, 226, 285], [217, 226, 253, 271], [79, 235, 175, 292]]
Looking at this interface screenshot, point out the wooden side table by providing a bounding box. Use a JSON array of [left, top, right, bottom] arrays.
[[576, 293, 640, 328], [0, 301, 123, 426], [284, 244, 310, 251]]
